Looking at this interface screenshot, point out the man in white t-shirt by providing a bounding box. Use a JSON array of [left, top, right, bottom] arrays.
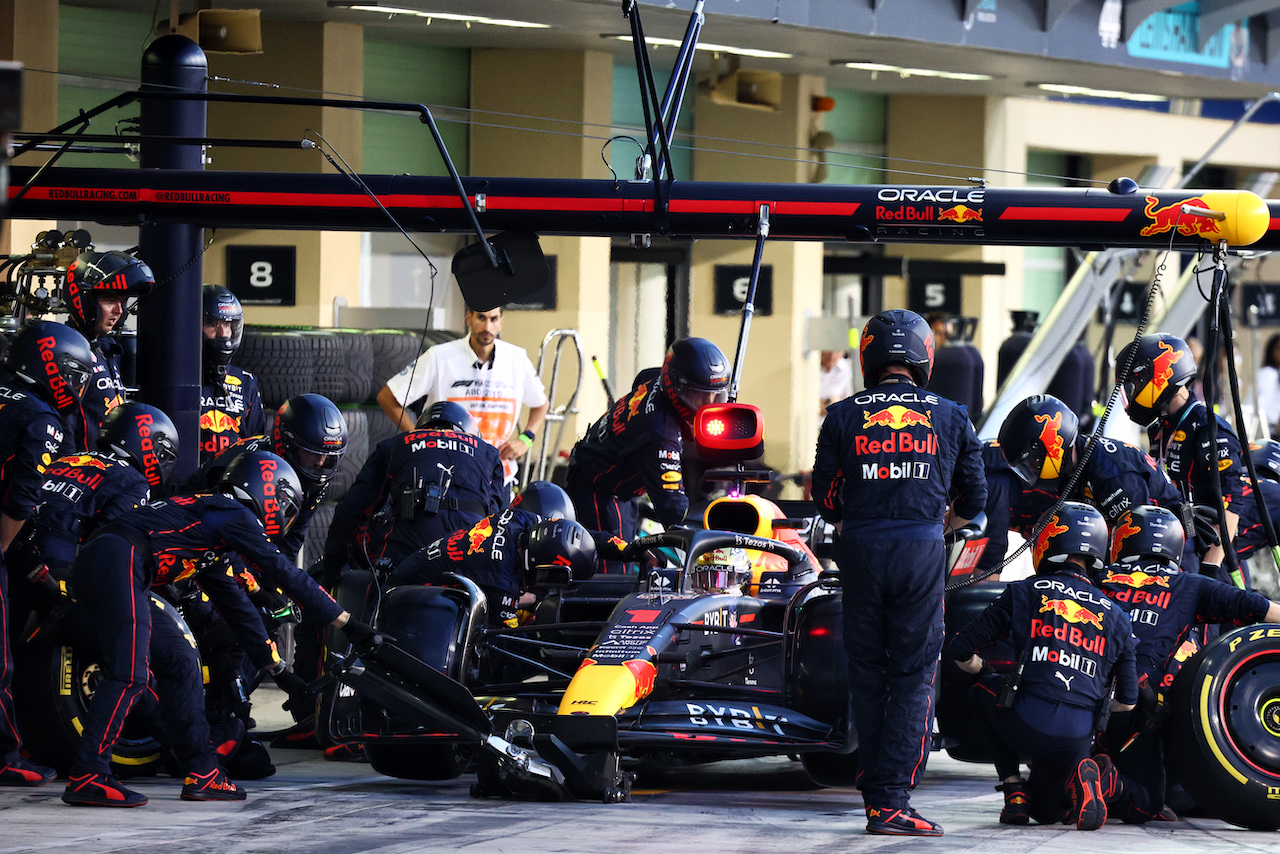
[[376, 306, 549, 484]]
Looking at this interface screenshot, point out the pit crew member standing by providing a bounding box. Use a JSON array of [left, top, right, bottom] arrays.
[[319, 401, 506, 579], [0, 321, 92, 787], [200, 285, 265, 461], [62, 250, 154, 448], [1118, 333, 1274, 585], [376, 305, 548, 485], [566, 338, 730, 572], [951, 502, 1137, 831], [811, 309, 986, 837], [1095, 505, 1280, 823], [60, 453, 367, 807]]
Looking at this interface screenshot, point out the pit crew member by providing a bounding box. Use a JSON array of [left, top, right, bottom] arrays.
[[812, 308, 986, 837], [199, 284, 265, 461]]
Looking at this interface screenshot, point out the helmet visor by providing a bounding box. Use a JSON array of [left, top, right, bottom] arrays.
[[680, 385, 729, 413], [61, 355, 93, 399], [293, 448, 342, 483]]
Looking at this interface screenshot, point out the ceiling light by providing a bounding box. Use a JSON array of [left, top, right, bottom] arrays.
[[1035, 83, 1167, 102], [607, 35, 791, 60], [838, 61, 992, 81], [330, 3, 550, 29]]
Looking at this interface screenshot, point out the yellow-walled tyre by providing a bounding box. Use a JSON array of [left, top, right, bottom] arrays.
[[1166, 624, 1280, 830]]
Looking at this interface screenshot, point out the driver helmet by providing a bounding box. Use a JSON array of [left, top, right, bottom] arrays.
[[998, 394, 1079, 484], [1108, 505, 1184, 569], [217, 450, 303, 538], [525, 518, 596, 582], [1115, 334, 1195, 427], [202, 284, 244, 373], [416, 400, 477, 435], [1249, 440, 1280, 483], [511, 480, 575, 521], [63, 250, 154, 338], [3, 319, 95, 414], [658, 337, 730, 424], [1031, 501, 1108, 575], [98, 402, 180, 489], [859, 309, 935, 386], [273, 394, 348, 491], [692, 547, 751, 593]]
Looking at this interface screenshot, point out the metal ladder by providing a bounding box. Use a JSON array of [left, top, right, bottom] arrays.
[[520, 329, 584, 488]]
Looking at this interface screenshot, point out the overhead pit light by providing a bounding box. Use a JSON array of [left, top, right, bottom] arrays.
[[1035, 83, 1167, 103], [838, 61, 992, 81], [607, 35, 791, 60], [328, 3, 550, 28]]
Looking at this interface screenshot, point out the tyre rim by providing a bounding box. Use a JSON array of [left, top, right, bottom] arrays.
[[1223, 655, 1280, 777]]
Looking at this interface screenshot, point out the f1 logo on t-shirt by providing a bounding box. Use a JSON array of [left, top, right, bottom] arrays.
[[861, 461, 930, 480]]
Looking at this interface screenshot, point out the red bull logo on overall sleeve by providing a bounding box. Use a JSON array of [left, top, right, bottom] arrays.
[[1140, 195, 1220, 238], [466, 517, 494, 554], [627, 382, 648, 419]]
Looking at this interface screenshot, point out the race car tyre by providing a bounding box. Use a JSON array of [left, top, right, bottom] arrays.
[[939, 580, 1008, 763], [1166, 624, 1280, 830], [234, 329, 314, 409], [368, 329, 422, 401], [317, 569, 379, 749], [364, 403, 400, 451], [330, 407, 369, 500], [12, 594, 194, 777], [800, 751, 860, 788], [330, 329, 374, 405], [298, 330, 346, 404]]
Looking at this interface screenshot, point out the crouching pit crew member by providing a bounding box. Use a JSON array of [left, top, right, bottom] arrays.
[[950, 501, 1137, 831], [1095, 505, 1280, 823], [566, 337, 729, 572], [60, 452, 373, 807], [812, 308, 986, 837], [0, 320, 93, 787]]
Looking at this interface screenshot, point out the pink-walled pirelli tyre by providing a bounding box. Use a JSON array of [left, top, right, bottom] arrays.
[[1166, 624, 1280, 830]]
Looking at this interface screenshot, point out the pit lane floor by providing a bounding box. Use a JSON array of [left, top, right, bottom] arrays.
[[0, 689, 1269, 854]]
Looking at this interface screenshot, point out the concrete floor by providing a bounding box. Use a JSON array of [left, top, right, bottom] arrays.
[[0, 688, 1272, 854]]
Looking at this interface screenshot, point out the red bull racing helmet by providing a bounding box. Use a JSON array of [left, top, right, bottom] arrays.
[[693, 547, 751, 593], [273, 394, 348, 490], [218, 450, 303, 538], [859, 309, 934, 386], [525, 518, 597, 583], [1031, 500, 1108, 574], [659, 337, 731, 424], [202, 284, 244, 370], [64, 250, 155, 336], [511, 480, 575, 522], [3, 319, 95, 414], [1116, 333, 1196, 427], [99, 402, 180, 489], [1109, 506, 1184, 568], [1249, 440, 1280, 483], [998, 395, 1079, 484], [415, 400, 477, 435]]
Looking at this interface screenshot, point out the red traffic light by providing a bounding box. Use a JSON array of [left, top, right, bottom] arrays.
[[694, 403, 764, 462]]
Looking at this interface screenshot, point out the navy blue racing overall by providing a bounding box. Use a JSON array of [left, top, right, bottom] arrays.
[[949, 569, 1138, 824], [199, 366, 265, 462], [1096, 559, 1271, 822], [812, 376, 986, 812]]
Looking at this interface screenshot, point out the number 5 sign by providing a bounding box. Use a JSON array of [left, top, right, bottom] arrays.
[[226, 245, 297, 306]]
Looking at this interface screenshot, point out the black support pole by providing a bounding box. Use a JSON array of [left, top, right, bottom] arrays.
[[137, 35, 207, 479]]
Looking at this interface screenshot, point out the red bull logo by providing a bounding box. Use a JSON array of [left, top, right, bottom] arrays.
[[36, 335, 76, 412], [1109, 515, 1142, 563], [200, 409, 242, 434], [1149, 340, 1185, 399], [938, 204, 983, 223], [1034, 411, 1065, 475], [59, 453, 109, 471], [624, 659, 658, 701], [1140, 195, 1220, 238], [1033, 520, 1069, 565], [860, 333, 873, 355], [627, 382, 648, 419], [1038, 595, 1104, 629], [862, 405, 932, 430], [466, 517, 494, 554], [258, 457, 283, 537], [1102, 569, 1170, 589]]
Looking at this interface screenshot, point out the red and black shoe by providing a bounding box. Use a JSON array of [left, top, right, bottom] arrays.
[[0, 757, 56, 787], [1067, 758, 1107, 831], [998, 780, 1031, 825], [181, 767, 246, 801], [866, 806, 944, 836], [62, 773, 148, 807]]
